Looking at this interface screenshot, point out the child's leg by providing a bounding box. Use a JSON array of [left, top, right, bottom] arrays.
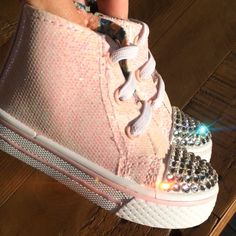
[[97, 0, 129, 19]]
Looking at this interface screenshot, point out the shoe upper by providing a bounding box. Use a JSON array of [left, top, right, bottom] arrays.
[[0, 4, 217, 194]]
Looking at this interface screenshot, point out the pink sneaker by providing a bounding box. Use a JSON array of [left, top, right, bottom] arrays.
[[0, 5, 218, 228]]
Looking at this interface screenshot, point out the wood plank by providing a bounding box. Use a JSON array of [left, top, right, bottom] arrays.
[[0, 0, 19, 47], [177, 214, 219, 236], [181, 51, 236, 235], [130, 0, 196, 43], [0, 38, 13, 71], [0, 151, 34, 208], [0, 171, 95, 236], [210, 199, 236, 236], [151, 0, 236, 107]]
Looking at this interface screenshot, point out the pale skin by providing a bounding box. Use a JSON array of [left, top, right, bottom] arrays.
[[24, 0, 129, 28]]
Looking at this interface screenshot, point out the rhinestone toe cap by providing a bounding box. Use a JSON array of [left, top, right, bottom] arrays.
[[161, 146, 218, 193], [171, 107, 212, 147]]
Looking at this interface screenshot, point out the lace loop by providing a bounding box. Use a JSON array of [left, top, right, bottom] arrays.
[[111, 22, 165, 137], [118, 73, 136, 100], [130, 101, 153, 137], [151, 73, 165, 109], [139, 50, 156, 80], [110, 45, 138, 63]]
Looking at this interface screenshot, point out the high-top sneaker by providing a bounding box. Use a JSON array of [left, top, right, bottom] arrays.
[[0, 4, 218, 228]]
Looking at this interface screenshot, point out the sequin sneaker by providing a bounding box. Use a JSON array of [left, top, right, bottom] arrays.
[[0, 4, 218, 228]]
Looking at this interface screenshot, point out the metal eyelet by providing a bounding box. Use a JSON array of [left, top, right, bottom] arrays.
[[114, 88, 123, 104], [133, 35, 140, 45], [103, 51, 113, 65], [125, 125, 136, 140], [135, 69, 142, 82]]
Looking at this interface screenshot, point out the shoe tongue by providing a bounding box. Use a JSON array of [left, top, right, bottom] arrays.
[[101, 15, 149, 76]]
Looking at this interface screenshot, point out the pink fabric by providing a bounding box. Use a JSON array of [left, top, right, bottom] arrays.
[[0, 5, 120, 173], [0, 5, 171, 186]]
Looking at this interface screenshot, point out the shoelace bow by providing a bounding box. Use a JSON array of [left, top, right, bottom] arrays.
[[110, 22, 165, 138]]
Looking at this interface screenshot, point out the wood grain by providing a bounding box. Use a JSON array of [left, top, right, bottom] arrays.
[[0, 151, 34, 208], [151, 0, 236, 107], [210, 199, 236, 236]]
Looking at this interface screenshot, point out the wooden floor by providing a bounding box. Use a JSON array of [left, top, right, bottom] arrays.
[[0, 0, 236, 235]]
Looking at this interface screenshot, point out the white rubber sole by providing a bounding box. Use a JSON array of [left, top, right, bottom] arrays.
[[0, 110, 218, 229]]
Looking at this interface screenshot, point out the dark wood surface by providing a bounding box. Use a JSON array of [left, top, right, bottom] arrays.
[[0, 1, 236, 235]]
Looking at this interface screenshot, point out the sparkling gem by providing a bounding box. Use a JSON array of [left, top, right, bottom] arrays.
[[193, 174, 199, 182], [209, 167, 214, 174], [176, 118, 181, 124], [195, 168, 201, 175], [174, 155, 180, 161], [175, 139, 181, 144], [186, 164, 193, 170], [173, 130, 179, 136], [195, 140, 201, 146], [181, 140, 187, 145], [184, 175, 191, 182], [170, 168, 176, 174], [166, 174, 174, 180], [199, 172, 206, 180], [176, 125, 181, 130], [206, 181, 211, 189], [188, 140, 193, 145], [171, 161, 177, 167], [200, 184, 206, 191], [178, 168, 184, 174], [196, 124, 209, 137], [182, 127, 187, 132], [180, 163, 185, 168], [189, 127, 194, 131], [187, 170, 192, 176], [191, 184, 199, 192], [205, 172, 209, 178], [210, 180, 215, 187], [160, 182, 171, 191], [172, 183, 180, 192], [200, 159, 207, 166], [182, 183, 190, 193]]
